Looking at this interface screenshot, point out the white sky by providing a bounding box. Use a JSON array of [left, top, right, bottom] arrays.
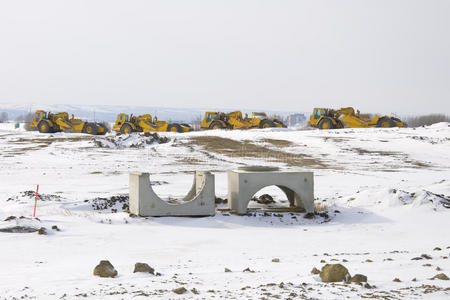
[[0, 0, 449, 114]]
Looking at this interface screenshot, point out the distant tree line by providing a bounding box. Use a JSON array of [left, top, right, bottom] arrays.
[[406, 114, 450, 127]]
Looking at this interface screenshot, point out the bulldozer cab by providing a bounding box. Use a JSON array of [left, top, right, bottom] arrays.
[[116, 114, 129, 124], [203, 112, 218, 123], [313, 108, 327, 120], [33, 110, 47, 124]]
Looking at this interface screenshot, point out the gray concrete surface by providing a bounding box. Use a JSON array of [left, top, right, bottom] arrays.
[[129, 171, 215, 217], [227, 169, 314, 214]]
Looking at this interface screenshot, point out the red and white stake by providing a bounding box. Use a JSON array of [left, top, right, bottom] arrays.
[[33, 184, 39, 217]]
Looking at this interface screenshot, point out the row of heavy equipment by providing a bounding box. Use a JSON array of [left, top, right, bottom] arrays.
[[30, 110, 287, 134], [30, 107, 406, 135]]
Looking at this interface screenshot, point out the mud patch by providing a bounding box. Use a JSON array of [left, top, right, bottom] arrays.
[[186, 136, 326, 168]]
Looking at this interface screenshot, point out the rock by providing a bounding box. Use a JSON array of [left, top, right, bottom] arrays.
[[191, 288, 199, 295], [93, 260, 118, 278], [272, 258, 280, 263], [320, 259, 326, 263], [311, 267, 320, 275], [304, 212, 314, 219], [364, 283, 372, 289], [433, 247, 442, 251], [430, 273, 449, 280], [319, 264, 350, 283], [421, 254, 432, 259], [133, 263, 154, 274], [4, 216, 16, 221], [215, 197, 227, 204], [411, 257, 423, 260], [0, 226, 39, 233], [412, 278, 417, 282], [436, 266, 442, 271], [365, 259, 373, 263], [243, 267, 255, 273], [257, 194, 275, 204], [51, 225, 60, 231], [349, 274, 368, 283], [173, 287, 187, 294], [37, 227, 47, 235], [393, 278, 401, 282], [224, 268, 231, 273], [423, 263, 432, 267], [342, 259, 348, 262]]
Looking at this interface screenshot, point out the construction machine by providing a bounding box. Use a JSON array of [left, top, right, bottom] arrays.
[[31, 110, 106, 135], [201, 111, 286, 130], [112, 113, 190, 134], [308, 107, 406, 129]]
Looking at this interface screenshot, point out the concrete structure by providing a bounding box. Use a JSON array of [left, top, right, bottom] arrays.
[[129, 171, 215, 217], [228, 167, 314, 214]]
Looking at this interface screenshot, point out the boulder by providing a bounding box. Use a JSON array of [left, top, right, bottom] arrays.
[[319, 264, 350, 282], [93, 260, 118, 278], [311, 267, 320, 275], [258, 194, 275, 204], [133, 263, 155, 274], [349, 274, 368, 283], [173, 287, 187, 294], [430, 273, 449, 280]]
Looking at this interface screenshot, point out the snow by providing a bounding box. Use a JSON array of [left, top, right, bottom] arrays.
[[0, 125, 449, 299]]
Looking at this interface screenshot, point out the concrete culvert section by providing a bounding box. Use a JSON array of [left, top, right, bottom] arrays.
[[129, 171, 216, 217], [227, 169, 314, 214]]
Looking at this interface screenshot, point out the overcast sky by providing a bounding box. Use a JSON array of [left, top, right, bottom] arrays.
[[0, 0, 449, 114]]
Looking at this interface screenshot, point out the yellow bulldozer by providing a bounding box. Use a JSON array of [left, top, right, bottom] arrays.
[[201, 111, 286, 130], [31, 110, 106, 135], [112, 113, 191, 134], [308, 107, 406, 129]]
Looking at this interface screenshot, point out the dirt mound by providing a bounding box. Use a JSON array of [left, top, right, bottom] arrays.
[[85, 195, 129, 212], [93, 133, 169, 149], [0, 216, 42, 233], [342, 188, 450, 210], [7, 191, 62, 202]]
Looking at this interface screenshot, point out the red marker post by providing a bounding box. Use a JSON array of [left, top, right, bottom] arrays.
[[33, 184, 39, 217]]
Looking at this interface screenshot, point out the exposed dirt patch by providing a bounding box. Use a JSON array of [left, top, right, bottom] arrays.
[[86, 194, 129, 212], [261, 138, 295, 148], [7, 191, 63, 202], [186, 136, 326, 168]]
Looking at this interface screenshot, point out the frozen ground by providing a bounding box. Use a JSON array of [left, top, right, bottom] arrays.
[[0, 124, 449, 299]]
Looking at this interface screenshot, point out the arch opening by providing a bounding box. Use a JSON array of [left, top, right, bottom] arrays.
[[248, 185, 300, 210]]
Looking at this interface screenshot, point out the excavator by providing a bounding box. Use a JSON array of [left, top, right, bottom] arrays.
[[308, 107, 406, 129], [112, 113, 191, 134], [201, 111, 286, 130], [31, 110, 106, 135]]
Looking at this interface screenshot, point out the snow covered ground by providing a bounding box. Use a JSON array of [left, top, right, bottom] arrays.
[[0, 123, 449, 299]]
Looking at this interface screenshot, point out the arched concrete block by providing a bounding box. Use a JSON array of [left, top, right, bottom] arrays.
[[227, 170, 314, 214], [129, 171, 215, 217]]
